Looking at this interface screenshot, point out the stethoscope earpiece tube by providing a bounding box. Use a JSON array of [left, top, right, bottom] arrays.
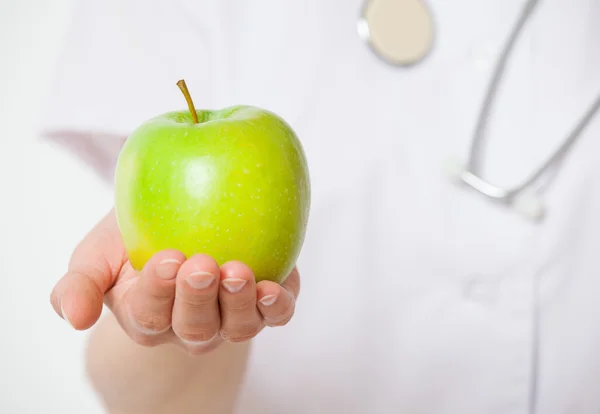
[[444, 156, 545, 221], [439, 0, 600, 221]]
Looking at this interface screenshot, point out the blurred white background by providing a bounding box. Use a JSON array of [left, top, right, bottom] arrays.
[[1, 0, 110, 412]]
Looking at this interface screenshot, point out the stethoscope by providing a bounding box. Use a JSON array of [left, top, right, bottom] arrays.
[[358, 0, 600, 221]]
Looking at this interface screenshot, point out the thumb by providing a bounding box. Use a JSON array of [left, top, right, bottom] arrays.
[[50, 209, 126, 330], [51, 270, 105, 330]]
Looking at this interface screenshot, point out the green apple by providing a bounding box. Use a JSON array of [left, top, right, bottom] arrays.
[[114, 80, 310, 284]]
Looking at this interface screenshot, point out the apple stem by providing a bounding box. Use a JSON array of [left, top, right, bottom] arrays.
[[176, 79, 199, 124]]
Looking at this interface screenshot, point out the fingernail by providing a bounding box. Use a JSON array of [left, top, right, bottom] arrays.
[[259, 294, 277, 306], [61, 302, 75, 329], [221, 278, 247, 293], [157, 259, 181, 279], [186, 271, 215, 290]]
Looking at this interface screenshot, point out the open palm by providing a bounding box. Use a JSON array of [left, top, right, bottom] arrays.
[[50, 209, 300, 354]]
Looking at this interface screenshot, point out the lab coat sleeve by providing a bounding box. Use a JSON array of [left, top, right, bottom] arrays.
[[38, 0, 217, 183]]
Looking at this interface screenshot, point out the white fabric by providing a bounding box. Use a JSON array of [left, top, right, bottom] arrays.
[[41, 0, 600, 413]]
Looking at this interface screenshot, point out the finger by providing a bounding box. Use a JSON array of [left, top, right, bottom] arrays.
[[122, 249, 185, 345], [283, 266, 301, 299], [219, 261, 263, 343], [172, 254, 221, 350], [50, 209, 127, 330], [256, 267, 300, 327]]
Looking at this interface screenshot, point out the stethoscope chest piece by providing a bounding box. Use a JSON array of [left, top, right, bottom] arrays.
[[358, 0, 435, 67]]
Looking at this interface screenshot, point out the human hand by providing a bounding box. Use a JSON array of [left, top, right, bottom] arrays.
[[50, 209, 300, 355]]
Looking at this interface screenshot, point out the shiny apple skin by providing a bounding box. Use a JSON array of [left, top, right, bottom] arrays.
[[114, 106, 310, 283]]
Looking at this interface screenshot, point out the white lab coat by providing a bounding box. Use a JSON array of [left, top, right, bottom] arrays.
[[41, 0, 600, 413]]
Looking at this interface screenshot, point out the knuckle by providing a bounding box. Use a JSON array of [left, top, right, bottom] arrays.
[[221, 322, 262, 343], [222, 332, 253, 343], [175, 328, 219, 344], [186, 340, 221, 356], [130, 332, 161, 347], [264, 314, 291, 327], [225, 296, 256, 313], [132, 312, 171, 333], [178, 294, 215, 311], [148, 289, 175, 302], [264, 308, 295, 327]]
